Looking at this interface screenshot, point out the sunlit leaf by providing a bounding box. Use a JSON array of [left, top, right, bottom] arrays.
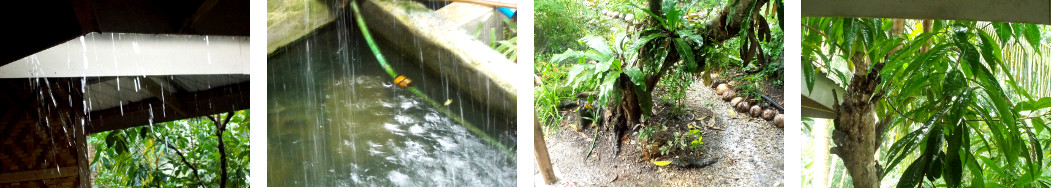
[[653, 160, 672, 166]]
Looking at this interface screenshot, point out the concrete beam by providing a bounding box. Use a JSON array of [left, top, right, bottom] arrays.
[[802, 0, 1051, 25], [0, 33, 249, 78], [802, 70, 845, 119]]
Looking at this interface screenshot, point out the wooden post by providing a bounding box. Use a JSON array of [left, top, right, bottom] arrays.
[[534, 115, 556, 184]]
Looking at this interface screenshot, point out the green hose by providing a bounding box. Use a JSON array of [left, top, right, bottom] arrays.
[[349, 1, 514, 157]]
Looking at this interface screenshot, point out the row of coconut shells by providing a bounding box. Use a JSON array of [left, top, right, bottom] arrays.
[[709, 74, 784, 128], [599, 10, 639, 25]]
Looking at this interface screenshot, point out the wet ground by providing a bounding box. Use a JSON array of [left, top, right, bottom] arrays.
[[535, 76, 784, 187]]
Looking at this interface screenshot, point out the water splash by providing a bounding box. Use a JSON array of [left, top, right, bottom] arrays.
[[266, 9, 516, 186]]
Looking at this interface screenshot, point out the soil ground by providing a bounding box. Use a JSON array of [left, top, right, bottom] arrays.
[[535, 76, 784, 187]]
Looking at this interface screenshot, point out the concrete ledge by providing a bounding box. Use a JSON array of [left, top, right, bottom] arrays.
[[802, 0, 1050, 25], [361, 0, 518, 117], [437, 2, 507, 44], [267, 0, 335, 55]]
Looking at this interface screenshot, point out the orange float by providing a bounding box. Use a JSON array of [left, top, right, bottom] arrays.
[[394, 75, 412, 87]]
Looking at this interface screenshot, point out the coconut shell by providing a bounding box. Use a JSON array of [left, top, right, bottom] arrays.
[[750, 105, 762, 117], [716, 84, 730, 95], [721, 91, 735, 101], [762, 109, 776, 120], [730, 97, 744, 107], [773, 114, 784, 128], [736, 101, 749, 112]]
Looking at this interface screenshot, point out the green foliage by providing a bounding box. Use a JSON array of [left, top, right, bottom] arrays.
[[488, 18, 518, 61], [90, 110, 251, 187], [661, 124, 705, 154], [535, 0, 605, 56], [535, 58, 578, 132], [687, 125, 704, 149], [635, 123, 663, 143], [552, 31, 639, 111], [656, 63, 694, 115], [802, 17, 1051, 187], [548, 0, 712, 118]]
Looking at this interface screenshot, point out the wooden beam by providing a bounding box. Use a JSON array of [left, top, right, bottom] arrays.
[[802, 0, 1051, 25], [534, 115, 557, 184], [178, 0, 220, 33], [86, 81, 248, 133], [141, 76, 190, 115], [69, 79, 92, 188], [71, 0, 98, 34], [0, 166, 79, 183]]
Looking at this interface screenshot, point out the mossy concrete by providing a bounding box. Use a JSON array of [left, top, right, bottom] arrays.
[[267, 0, 335, 55], [361, 0, 518, 117]]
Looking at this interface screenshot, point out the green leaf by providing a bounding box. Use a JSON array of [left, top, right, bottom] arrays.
[[926, 151, 944, 181], [897, 153, 928, 188], [596, 59, 613, 73], [944, 123, 964, 188], [922, 122, 944, 169], [1011, 23, 1028, 45], [1018, 97, 1051, 112], [633, 33, 668, 52], [139, 127, 149, 139], [581, 35, 613, 57], [976, 30, 1002, 72], [630, 3, 666, 27], [991, 22, 1012, 45], [564, 65, 587, 87], [598, 71, 621, 106], [843, 18, 857, 55], [636, 85, 653, 117], [883, 128, 926, 178], [673, 38, 695, 71], [1023, 24, 1042, 54], [665, 8, 681, 31], [624, 67, 647, 89], [803, 58, 815, 94], [105, 132, 118, 148]]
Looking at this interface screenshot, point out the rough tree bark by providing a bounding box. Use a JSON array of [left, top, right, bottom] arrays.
[[829, 52, 885, 188]]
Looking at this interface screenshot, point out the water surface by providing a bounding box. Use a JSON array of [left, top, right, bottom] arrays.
[[267, 21, 516, 187]]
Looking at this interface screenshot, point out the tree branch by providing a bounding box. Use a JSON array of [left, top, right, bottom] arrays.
[[162, 139, 204, 187], [206, 112, 235, 188]]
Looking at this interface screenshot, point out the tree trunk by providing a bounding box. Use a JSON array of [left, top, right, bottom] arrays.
[[920, 20, 932, 53], [829, 53, 885, 188]]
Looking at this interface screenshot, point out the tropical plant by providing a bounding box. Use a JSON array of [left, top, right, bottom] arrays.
[[802, 18, 1051, 187], [545, 0, 781, 157], [490, 18, 518, 61], [90, 110, 250, 187]]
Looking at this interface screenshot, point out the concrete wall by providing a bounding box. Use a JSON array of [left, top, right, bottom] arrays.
[[267, 0, 337, 55], [362, 0, 518, 117]]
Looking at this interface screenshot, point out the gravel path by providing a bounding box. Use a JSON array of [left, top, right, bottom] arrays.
[[536, 78, 784, 187]]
